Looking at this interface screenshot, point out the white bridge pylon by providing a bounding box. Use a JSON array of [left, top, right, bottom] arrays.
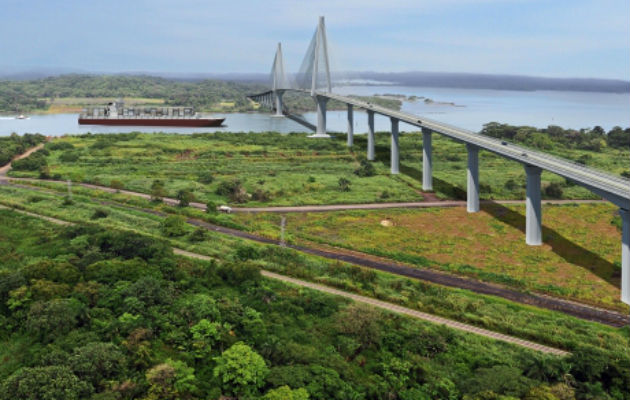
[[270, 42, 290, 117]]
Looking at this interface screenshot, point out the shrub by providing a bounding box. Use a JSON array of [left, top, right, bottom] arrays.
[[176, 189, 195, 207], [46, 141, 75, 151], [161, 215, 187, 237], [151, 180, 166, 202], [91, 209, 109, 220], [252, 188, 271, 202], [338, 177, 351, 192], [206, 201, 218, 214], [216, 179, 248, 203], [59, 151, 80, 163], [189, 227, 208, 242], [198, 172, 214, 184], [380, 190, 390, 199], [109, 180, 124, 190], [62, 196, 74, 206], [307, 176, 316, 183], [354, 160, 376, 177], [38, 166, 51, 179], [544, 182, 563, 199], [12, 152, 47, 171]]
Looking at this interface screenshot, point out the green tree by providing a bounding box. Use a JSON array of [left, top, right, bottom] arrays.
[[213, 342, 269, 397], [337, 177, 351, 192], [145, 359, 197, 400], [69, 342, 125, 389], [264, 385, 310, 400], [161, 215, 187, 237], [0, 366, 92, 400], [190, 319, 221, 359], [354, 160, 376, 177], [151, 179, 167, 202], [177, 188, 195, 207]]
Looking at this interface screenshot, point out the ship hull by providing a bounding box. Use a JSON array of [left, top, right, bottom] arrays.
[[78, 118, 225, 127]]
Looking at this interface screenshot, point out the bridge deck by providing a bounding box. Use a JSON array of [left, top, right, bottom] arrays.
[[250, 89, 629, 209]]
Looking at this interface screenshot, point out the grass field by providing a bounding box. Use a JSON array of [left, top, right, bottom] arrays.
[[0, 183, 627, 357], [234, 203, 627, 311], [8, 131, 628, 207]]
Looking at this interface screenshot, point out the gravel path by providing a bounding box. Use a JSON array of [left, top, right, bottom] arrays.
[[5, 177, 604, 213], [2, 179, 628, 327], [172, 247, 568, 355]]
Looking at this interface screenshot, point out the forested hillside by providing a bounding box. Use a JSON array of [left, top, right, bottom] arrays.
[[0, 75, 401, 113]]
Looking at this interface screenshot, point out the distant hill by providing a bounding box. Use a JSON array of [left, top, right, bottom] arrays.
[[346, 71, 630, 93], [1, 69, 627, 93]]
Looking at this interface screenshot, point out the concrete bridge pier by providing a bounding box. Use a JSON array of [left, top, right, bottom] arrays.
[[367, 110, 375, 160], [422, 128, 433, 191], [390, 117, 399, 174], [310, 96, 330, 138], [467, 144, 480, 213], [274, 90, 284, 117], [347, 104, 354, 146], [621, 208, 630, 304], [525, 165, 542, 246]]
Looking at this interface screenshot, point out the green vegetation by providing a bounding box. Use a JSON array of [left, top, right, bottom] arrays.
[[1, 203, 629, 399], [235, 204, 626, 310], [2, 128, 630, 399], [0, 74, 400, 114], [8, 130, 628, 207], [9, 132, 425, 205], [0, 133, 46, 166], [482, 122, 630, 152]]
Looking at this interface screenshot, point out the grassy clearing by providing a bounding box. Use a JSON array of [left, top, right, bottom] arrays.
[[233, 203, 627, 311], [9, 131, 628, 207], [0, 184, 628, 353]]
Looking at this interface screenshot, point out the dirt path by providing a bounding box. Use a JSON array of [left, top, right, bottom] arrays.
[[0, 143, 46, 178], [0, 205, 571, 355], [0, 204, 74, 225], [259, 271, 569, 356], [1, 180, 628, 327], [5, 177, 605, 213]]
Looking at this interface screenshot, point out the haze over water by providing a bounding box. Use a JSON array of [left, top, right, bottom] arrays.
[[1, 85, 628, 137]]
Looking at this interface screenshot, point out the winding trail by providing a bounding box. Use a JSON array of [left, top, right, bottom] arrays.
[[0, 143, 46, 178], [174, 249, 568, 356], [1, 179, 628, 327], [3, 177, 605, 213], [0, 205, 570, 355]]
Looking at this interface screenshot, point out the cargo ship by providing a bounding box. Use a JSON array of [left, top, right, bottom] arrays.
[[78, 100, 224, 127]]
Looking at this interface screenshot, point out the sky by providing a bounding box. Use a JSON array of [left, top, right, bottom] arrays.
[[1, 0, 628, 80]]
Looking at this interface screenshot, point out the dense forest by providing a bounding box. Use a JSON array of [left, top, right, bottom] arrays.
[[1, 210, 628, 400]]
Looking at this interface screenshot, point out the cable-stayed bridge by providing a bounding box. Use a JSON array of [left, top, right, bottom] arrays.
[[249, 17, 630, 306]]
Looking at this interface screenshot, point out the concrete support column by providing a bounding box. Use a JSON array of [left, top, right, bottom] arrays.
[[422, 128, 433, 191], [525, 165, 542, 246], [274, 91, 284, 117], [347, 104, 354, 147], [315, 96, 329, 137], [621, 208, 630, 305], [367, 110, 375, 160], [466, 144, 480, 213], [390, 118, 399, 174]]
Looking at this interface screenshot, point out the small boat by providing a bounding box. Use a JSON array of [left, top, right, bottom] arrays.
[[78, 100, 224, 127], [16, 114, 28, 120]]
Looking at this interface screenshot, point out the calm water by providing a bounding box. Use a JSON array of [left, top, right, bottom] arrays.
[[1, 85, 628, 137]]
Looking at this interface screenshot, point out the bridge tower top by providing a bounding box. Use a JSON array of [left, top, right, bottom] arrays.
[[271, 42, 290, 91], [311, 16, 332, 96]]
